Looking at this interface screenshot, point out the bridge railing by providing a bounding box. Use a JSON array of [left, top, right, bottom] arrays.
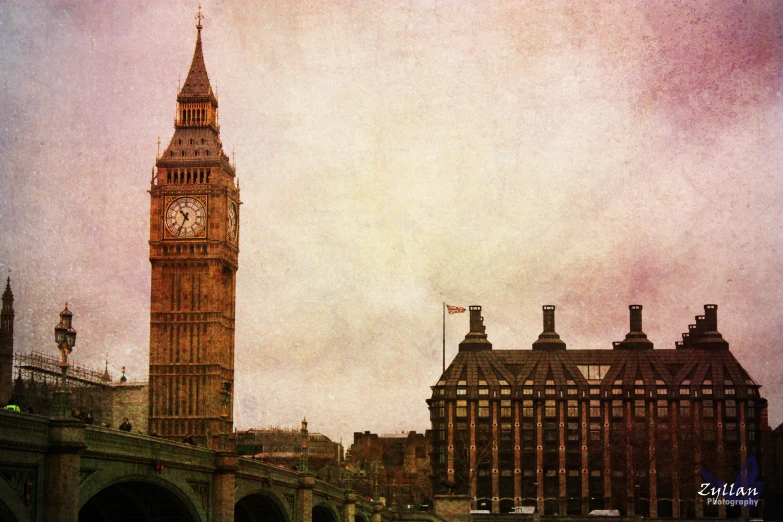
[[238, 456, 301, 487], [84, 425, 215, 470], [0, 410, 50, 450]]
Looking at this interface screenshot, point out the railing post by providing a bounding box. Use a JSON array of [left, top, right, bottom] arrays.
[[44, 418, 86, 522]]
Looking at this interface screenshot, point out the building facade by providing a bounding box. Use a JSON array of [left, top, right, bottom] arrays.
[[148, 14, 241, 449], [428, 304, 767, 518], [349, 431, 432, 506]]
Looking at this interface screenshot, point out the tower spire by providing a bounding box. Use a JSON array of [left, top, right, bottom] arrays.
[[178, 4, 214, 102]]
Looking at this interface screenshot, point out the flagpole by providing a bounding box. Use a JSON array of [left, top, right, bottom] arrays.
[[442, 301, 446, 374]]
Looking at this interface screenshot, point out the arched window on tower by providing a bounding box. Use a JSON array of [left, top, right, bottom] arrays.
[[167, 170, 171, 184], [194, 150, 198, 157], [206, 169, 211, 183]]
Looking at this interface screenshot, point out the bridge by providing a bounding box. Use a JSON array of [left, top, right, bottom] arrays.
[[0, 410, 390, 522]]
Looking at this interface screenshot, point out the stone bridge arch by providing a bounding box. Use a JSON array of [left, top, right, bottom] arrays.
[[235, 489, 291, 522], [313, 502, 341, 522], [78, 474, 205, 522], [354, 512, 369, 522]]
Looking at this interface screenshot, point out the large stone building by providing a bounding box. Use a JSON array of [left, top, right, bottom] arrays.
[[428, 304, 768, 519], [148, 13, 241, 449]]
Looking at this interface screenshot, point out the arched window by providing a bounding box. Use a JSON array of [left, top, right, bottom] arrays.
[[167, 171, 171, 183], [194, 150, 198, 157], [181, 151, 185, 157]]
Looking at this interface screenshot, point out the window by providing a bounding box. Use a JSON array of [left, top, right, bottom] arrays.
[[658, 423, 669, 441], [726, 422, 737, 441], [567, 400, 578, 418], [635, 388, 645, 396], [479, 388, 489, 396], [567, 388, 578, 395], [612, 400, 623, 418], [590, 387, 600, 395], [523, 400, 534, 418], [635, 400, 646, 418], [725, 400, 736, 417], [658, 388, 668, 396], [456, 400, 467, 418], [457, 388, 466, 395], [523, 388, 533, 396], [657, 400, 668, 418], [703, 400, 714, 418], [545, 400, 556, 418], [726, 388, 735, 395], [703, 388, 713, 395], [501, 388, 511, 395], [590, 422, 601, 441], [590, 400, 601, 418], [577, 365, 612, 381], [612, 388, 622, 395], [680, 400, 691, 417], [680, 388, 690, 396], [545, 388, 555, 396], [501, 400, 512, 418], [749, 401, 756, 418], [478, 400, 490, 418], [749, 430, 756, 441]]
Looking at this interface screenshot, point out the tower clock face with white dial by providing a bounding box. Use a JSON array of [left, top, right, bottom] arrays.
[[166, 197, 206, 238], [227, 202, 238, 243]]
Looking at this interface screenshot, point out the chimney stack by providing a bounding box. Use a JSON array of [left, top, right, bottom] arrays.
[[532, 305, 566, 351], [614, 304, 654, 350], [692, 304, 729, 351], [458, 306, 492, 352]]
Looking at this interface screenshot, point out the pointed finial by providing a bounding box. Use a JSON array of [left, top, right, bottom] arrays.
[[196, 4, 204, 31], [156, 137, 161, 159], [232, 149, 235, 166]]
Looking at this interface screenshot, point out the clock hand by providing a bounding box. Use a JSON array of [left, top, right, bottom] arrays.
[[180, 210, 190, 222]]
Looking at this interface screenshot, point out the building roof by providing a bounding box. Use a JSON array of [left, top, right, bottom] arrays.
[[435, 304, 761, 398]]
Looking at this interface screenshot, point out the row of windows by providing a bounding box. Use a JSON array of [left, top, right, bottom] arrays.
[[433, 399, 754, 419], [438, 386, 752, 398], [167, 168, 212, 184]]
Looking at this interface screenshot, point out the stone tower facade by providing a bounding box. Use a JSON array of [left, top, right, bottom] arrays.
[[148, 15, 240, 449], [0, 277, 14, 405]]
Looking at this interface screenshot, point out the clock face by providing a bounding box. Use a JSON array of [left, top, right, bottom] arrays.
[[166, 197, 206, 238], [227, 202, 238, 243]]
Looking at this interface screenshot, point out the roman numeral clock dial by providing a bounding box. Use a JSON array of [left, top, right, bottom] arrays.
[[165, 196, 207, 238]]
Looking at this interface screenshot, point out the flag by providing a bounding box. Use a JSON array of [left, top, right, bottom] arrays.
[[446, 304, 466, 314]]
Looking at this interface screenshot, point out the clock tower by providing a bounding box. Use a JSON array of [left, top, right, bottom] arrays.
[[148, 11, 240, 449]]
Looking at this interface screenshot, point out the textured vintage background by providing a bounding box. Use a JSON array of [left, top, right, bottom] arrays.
[[0, 1, 781, 445]]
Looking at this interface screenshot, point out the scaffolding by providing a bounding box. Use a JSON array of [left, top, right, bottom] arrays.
[[11, 351, 114, 424]]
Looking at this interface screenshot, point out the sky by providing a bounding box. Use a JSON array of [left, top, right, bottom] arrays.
[[1, 1, 782, 447]]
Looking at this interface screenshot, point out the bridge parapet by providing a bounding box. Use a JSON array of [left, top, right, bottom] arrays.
[[0, 410, 50, 450], [238, 456, 301, 488], [84, 425, 215, 470]]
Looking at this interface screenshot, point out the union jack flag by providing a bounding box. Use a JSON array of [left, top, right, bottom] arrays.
[[446, 304, 466, 314]]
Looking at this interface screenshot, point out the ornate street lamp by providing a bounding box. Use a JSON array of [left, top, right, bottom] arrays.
[[53, 302, 77, 416]]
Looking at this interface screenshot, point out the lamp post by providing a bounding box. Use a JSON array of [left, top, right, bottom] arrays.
[[300, 417, 309, 472], [53, 302, 77, 417]]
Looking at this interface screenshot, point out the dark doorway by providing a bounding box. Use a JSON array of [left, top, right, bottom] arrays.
[[313, 505, 336, 522], [235, 493, 288, 522], [79, 480, 197, 522]]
